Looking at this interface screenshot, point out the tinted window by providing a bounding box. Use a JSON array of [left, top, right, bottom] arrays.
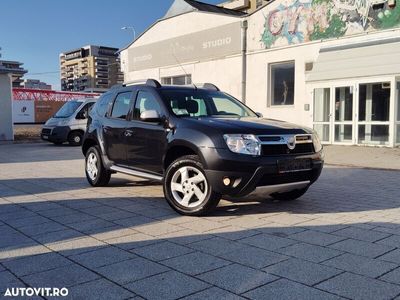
[[133, 91, 161, 120], [96, 93, 113, 117], [111, 92, 133, 119]]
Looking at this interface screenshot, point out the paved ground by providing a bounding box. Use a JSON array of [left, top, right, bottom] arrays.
[[1, 143, 400, 300], [324, 145, 400, 170]]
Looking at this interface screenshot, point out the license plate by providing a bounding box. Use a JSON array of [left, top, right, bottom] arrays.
[[42, 135, 49, 140], [278, 159, 312, 173]]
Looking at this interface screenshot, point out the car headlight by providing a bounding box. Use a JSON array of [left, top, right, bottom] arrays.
[[312, 132, 323, 153], [58, 119, 69, 126], [224, 134, 261, 156]]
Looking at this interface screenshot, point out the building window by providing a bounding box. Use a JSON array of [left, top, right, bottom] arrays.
[[161, 75, 192, 86], [269, 62, 295, 106]]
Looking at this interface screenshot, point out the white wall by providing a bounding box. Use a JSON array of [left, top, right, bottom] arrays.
[[0, 73, 14, 141]]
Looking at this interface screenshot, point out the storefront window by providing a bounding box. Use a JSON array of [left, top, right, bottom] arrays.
[[270, 62, 295, 106]]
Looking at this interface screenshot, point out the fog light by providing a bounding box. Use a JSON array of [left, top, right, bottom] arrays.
[[223, 177, 231, 186]]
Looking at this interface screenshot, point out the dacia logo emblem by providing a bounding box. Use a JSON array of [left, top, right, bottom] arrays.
[[286, 136, 296, 150]]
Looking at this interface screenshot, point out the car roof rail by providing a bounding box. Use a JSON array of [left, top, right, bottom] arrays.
[[123, 79, 161, 88], [197, 83, 220, 91]]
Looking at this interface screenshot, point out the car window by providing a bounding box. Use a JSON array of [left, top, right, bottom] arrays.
[[161, 90, 256, 118], [213, 97, 244, 116], [133, 91, 161, 120], [77, 102, 94, 119], [96, 93, 113, 117], [110, 92, 133, 119]]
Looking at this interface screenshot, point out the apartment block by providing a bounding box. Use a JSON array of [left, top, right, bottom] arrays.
[[60, 45, 124, 92], [23, 79, 52, 90]]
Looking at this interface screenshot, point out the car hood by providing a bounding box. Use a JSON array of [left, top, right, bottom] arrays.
[[187, 117, 312, 135]]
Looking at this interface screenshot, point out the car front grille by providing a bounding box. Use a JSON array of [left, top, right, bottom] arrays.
[[41, 128, 52, 135], [258, 134, 314, 156], [261, 143, 314, 156]]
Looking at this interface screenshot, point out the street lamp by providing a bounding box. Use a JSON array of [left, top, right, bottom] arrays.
[[121, 26, 136, 41]]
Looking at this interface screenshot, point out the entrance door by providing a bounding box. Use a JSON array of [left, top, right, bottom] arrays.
[[313, 85, 356, 144], [358, 82, 391, 146], [333, 86, 355, 144]]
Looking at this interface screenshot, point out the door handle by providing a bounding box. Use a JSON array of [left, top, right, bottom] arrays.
[[124, 130, 134, 137]]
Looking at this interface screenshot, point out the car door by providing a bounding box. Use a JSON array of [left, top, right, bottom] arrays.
[[102, 91, 134, 164], [124, 89, 168, 174]]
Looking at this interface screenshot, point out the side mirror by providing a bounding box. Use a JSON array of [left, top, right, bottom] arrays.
[[140, 110, 161, 123], [256, 112, 264, 118]]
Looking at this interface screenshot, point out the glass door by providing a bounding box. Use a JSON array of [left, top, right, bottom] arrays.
[[313, 88, 331, 143], [358, 82, 391, 146], [334, 86, 354, 144]]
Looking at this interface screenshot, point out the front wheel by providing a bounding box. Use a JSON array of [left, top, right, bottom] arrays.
[[164, 155, 221, 216], [271, 187, 308, 201], [68, 131, 83, 146], [85, 146, 111, 187]]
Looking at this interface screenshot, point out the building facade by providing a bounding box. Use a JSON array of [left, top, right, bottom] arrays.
[[0, 60, 28, 87], [60, 45, 123, 92], [121, 0, 400, 147], [23, 79, 52, 90]]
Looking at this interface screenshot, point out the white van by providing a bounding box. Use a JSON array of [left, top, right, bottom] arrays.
[[41, 98, 97, 146]]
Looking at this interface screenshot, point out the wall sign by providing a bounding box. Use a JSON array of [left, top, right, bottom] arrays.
[[128, 22, 242, 71], [13, 100, 35, 123]]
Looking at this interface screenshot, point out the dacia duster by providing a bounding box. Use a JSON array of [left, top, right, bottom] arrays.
[[82, 79, 323, 215]]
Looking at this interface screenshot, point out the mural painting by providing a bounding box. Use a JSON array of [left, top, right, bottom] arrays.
[[261, 0, 400, 48]]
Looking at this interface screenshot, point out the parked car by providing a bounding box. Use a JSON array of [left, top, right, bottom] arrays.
[[82, 79, 323, 215], [41, 98, 97, 146]]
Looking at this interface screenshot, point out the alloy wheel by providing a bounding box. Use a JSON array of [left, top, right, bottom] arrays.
[[170, 166, 208, 208], [86, 152, 98, 181]]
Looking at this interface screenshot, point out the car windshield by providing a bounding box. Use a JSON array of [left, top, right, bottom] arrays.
[[161, 89, 257, 118], [54, 101, 82, 118]]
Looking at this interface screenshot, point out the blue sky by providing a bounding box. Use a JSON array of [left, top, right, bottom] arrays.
[[0, 0, 221, 90]]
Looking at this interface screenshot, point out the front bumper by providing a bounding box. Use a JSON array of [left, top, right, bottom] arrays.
[[41, 126, 70, 143], [203, 148, 324, 197]]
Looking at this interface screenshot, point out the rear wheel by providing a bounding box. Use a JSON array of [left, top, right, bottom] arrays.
[[85, 146, 111, 187], [271, 187, 308, 201], [164, 155, 221, 216], [68, 131, 83, 146]]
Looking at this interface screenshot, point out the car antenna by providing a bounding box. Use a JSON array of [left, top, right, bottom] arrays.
[[171, 51, 196, 89]]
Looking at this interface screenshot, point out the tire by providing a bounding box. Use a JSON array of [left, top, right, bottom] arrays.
[[163, 155, 221, 216], [68, 131, 83, 146], [271, 187, 308, 201], [85, 146, 111, 187]]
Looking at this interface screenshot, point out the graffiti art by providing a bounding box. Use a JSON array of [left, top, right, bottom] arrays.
[[261, 0, 400, 48]]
